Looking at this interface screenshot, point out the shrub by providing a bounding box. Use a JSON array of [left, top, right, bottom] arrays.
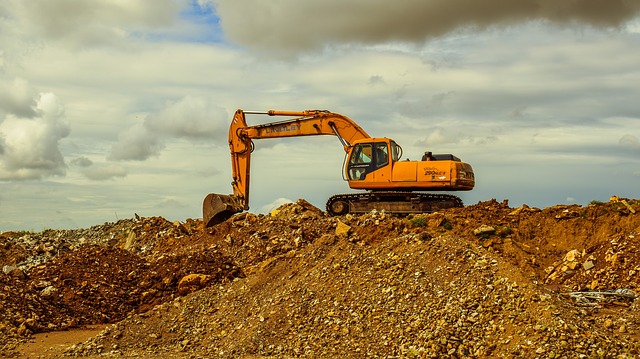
[[410, 217, 426, 227]]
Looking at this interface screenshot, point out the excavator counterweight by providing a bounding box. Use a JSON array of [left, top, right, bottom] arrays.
[[203, 109, 475, 227]]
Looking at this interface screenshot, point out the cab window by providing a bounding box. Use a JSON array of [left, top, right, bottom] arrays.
[[348, 144, 372, 180], [375, 143, 388, 168], [391, 141, 402, 161], [350, 144, 372, 165]]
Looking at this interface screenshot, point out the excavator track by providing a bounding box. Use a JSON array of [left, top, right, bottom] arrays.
[[326, 192, 463, 216]]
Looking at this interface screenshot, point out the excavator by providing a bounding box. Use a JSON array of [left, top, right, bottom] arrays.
[[203, 109, 475, 227]]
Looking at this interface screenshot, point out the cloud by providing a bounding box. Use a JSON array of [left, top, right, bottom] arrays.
[[108, 122, 164, 161], [0, 78, 38, 118], [143, 96, 228, 140], [0, 92, 70, 180], [82, 164, 128, 181], [619, 134, 640, 150], [109, 96, 229, 161], [155, 196, 187, 209], [414, 127, 453, 147], [6, 0, 181, 48], [213, 0, 640, 55], [70, 156, 93, 167], [70, 156, 127, 181]]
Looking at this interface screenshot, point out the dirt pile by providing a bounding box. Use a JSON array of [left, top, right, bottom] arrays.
[[1, 198, 639, 358]]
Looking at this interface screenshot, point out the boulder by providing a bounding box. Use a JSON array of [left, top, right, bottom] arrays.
[[178, 274, 213, 296]]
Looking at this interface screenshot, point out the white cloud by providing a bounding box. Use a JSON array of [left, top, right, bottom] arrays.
[[108, 96, 229, 161], [0, 78, 38, 118], [108, 122, 164, 161], [143, 96, 229, 140], [414, 127, 453, 147], [0, 92, 70, 180]]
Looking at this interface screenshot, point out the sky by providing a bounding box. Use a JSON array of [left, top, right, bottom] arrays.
[[1, 0, 640, 230]]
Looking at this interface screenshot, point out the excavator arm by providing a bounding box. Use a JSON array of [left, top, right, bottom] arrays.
[[203, 109, 370, 227]]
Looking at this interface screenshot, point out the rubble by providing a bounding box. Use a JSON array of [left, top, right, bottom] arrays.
[[1, 197, 639, 358]]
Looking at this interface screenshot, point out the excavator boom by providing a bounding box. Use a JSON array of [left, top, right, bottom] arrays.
[[203, 109, 370, 227]]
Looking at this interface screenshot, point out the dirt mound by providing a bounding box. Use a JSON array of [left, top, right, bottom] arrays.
[[1, 198, 639, 358]]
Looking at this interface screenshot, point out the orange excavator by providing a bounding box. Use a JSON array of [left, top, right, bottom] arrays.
[[203, 109, 475, 227]]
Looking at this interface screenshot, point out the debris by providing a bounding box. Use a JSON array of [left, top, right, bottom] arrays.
[[473, 224, 495, 236], [335, 220, 351, 236], [621, 200, 636, 214], [564, 289, 638, 307], [2, 198, 640, 358], [178, 274, 213, 295], [2, 265, 17, 275]]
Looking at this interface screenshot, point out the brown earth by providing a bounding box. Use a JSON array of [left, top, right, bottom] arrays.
[[1, 197, 639, 358]]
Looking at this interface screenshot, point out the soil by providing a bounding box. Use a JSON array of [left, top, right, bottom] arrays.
[[1, 197, 639, 358], [13, 325, 106, 358]]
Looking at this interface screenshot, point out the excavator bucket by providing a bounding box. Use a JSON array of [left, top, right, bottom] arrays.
[[203, 193, 243, 227]]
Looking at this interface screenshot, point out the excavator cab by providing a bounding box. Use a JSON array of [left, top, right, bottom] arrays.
[[345, 137, 474, 192], [346, 139, 400, 181]]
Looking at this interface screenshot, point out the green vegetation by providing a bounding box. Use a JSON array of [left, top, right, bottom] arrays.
[[442, 220, 453, 230], [409, 217, 426, 227]]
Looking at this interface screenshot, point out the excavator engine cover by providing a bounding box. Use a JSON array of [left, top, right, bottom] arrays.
[[203, 193, 243, 227]]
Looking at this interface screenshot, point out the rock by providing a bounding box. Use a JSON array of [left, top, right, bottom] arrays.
[[8, 267, 26, 279], [295, 199, 323, 214], [555, 209, 579, 219], [582, 261, 595, 270], [473, 225, 495, 236], [178, 274, 213, 295], [565, 249, 580, 262], [509, 204, 529, 216], [427, 213, 445, 227], [40, 285, 58, 297], [122, 231, 136, 251], [621, 200, 636, 214], [2, 265, 17, 275], [16, 324, 28, 336], [335, 220, 351, 236]]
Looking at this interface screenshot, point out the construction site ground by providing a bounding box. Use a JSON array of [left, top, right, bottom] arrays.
[[1, 197, 639, 358]]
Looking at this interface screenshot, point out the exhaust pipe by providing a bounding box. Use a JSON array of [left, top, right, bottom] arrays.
[[203, 193, 244, 227]]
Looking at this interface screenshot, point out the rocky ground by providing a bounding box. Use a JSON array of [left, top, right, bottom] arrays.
[[1, 197, 639, 358]]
